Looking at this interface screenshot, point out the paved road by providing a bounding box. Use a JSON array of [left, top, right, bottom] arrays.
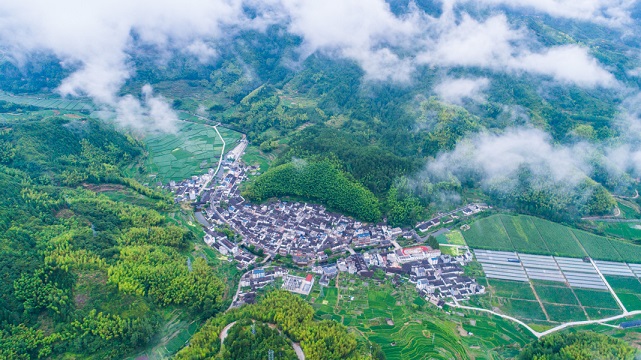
[[448, 304, 641, 338]]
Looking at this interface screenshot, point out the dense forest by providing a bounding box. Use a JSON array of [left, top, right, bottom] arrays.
[[518, 332, 635, 360], [242, 159, 381, 222], [0, 112, 225, 358]]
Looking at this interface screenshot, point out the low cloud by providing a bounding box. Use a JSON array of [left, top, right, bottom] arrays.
[[425, 128, 593, 191], [0, 0, 250, 131], [434, 77, 490, 104], [456, 0, 636, 27], [0, 0, 626, 128], [113, 85, 178, 132]]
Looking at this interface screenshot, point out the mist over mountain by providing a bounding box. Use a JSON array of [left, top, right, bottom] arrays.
[[2, 0, 641, 217]]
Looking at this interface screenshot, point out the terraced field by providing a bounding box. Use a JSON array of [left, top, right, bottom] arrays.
[[143, 121, 241, 182], [308, 275, 534, 359]]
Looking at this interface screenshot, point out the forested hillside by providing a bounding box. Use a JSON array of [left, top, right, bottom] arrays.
[[176, 290, 367, 360], [243, 160, 381, 222], [0, 112, 225, 358]]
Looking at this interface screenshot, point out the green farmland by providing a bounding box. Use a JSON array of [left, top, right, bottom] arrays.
[[143, 121, 241, 183], [308, 274, 534, 359], [471, 278, 623, 325], [0, 91, 93, 111], [463, 214, 641, 263]]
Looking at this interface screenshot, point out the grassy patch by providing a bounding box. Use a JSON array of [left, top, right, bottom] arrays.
[[444, 230, 466, 246]]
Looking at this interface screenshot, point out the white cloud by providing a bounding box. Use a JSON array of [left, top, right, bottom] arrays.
[[419, 14, 617, 88], [114, 85, 178, 132], [426, 128, 593, 190], [512, 45, 617, 88], [278, 0, 421, 82], [0, 0, 250, 130], [456, 0, 636, 27], [434, 77, 490, 104], [0, 0, 621, 127], [185, 40, 218, 64]]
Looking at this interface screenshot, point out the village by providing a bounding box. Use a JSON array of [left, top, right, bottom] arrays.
[[167, 141, 487, 309]]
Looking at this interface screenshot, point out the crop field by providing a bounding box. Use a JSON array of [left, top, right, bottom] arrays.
[[600, 222, 641, 241], [499, 215, 549, 253], [572, 289, 619, 309], [476, 278, 625, 323], [571, 230, 623, 262], [143, 122, 241, 182], [534, 284, 578, 305], [464, 214, 641, 263], [501, 299, 547, 321], [543, 304, 587, 322], [463, 216, 513, 251], [309, 274, 534, 359], [529, 218, 586, 258], [488, 279, 536, 300], [605, 276, 641, 311]]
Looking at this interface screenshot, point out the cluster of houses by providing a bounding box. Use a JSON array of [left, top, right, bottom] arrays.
[[166, 142, 487, 306], [165, 168, 216, 202], [352, 246, 484, 304], [197, 161, 404, 267]]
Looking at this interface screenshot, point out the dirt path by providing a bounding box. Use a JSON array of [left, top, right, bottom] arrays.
[[219, 321, 237, 343]]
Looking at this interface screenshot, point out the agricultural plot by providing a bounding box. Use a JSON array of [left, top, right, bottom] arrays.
[[584, 308, 623, 319], [466, 214, 641, 264], [311, 275, 533, 359], [533, 284, 578, 305], [604, 276, 641, 311], [463, 216, 513, 251], [607, 240, 641, 264], [143, 122, 241, 182], [572, 289, 619, 309], [487, 279, 536, 300], [543, 304, 587, 322], [529, 218, 586, 258], [499, 215, 549, 253], [572, 230, 623, 262], [601, 222, 641, 241], [0, 91, 93, 111], [501, 299, 547, 322]]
